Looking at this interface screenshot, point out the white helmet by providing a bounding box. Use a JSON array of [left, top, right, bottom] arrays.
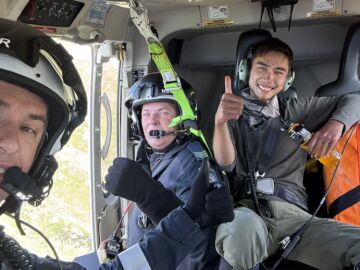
[[0, 18, 87, 207]]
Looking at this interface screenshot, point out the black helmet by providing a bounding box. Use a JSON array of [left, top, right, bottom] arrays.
[[0, 18, 87, 206], [125, 72, 197, 140]]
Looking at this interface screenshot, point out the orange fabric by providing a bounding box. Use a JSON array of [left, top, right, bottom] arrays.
[[323, 123, 360, 226]]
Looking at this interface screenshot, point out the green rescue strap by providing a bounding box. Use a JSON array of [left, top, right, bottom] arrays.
[[129, 0, 213, 158]]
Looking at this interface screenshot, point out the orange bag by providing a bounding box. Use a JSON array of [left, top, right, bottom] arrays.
[[323, 123, 360, 226]]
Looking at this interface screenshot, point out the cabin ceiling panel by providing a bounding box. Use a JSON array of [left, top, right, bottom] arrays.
[[144, 0, 246, 6]]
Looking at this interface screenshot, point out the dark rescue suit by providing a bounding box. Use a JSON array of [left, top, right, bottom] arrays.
[[215, 93, 360, 270], [100, 207, 205, 270], [0, 208, 205, 270], [128, 139, 223, 270]]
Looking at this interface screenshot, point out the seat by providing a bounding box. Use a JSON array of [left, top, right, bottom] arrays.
[[316, 22, 360, 96], [278, 86, 298, 98], [174, 66, 226, 144], [313, 22, 360, 227]]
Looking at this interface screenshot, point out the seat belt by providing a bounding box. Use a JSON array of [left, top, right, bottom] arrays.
[[241, 116, 281, 193], [241, 116, 308, 211], [328, 185, 360, 218], [256, 116, 282, 175], [240, 116, 281, 219]]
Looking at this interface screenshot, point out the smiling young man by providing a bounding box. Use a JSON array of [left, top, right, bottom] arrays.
[[248, 50, 290, 101], [213, 37, 360, 270]]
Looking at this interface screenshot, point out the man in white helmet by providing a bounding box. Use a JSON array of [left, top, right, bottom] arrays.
[[0, 16, 87, 270], [0, 17, 87, 212], [0, 81, 47, 202]]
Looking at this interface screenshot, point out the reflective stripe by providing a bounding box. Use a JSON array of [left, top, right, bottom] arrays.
[[186, 141, 209, 161], [117, 244, 151, 270]]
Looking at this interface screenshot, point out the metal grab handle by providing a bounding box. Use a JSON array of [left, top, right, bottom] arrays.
[[100, 93, 112, 159]]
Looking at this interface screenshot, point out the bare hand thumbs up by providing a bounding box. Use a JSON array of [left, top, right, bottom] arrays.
[[215, 76, 244, 125]]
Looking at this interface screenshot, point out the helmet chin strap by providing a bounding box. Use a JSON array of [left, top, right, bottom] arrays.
[[34, 131, 48, 160]]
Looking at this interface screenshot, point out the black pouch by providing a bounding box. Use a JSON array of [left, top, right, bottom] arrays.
[[258, 199, 273, 218]]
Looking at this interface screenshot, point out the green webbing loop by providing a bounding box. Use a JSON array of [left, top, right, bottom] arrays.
[[130, 1, 213, 158], [149, 42, 213, 158]]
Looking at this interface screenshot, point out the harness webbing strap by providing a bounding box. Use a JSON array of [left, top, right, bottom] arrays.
[[328, 185, 360, 217], [256, 116, 281, 174], [129, 0, 212, 158]]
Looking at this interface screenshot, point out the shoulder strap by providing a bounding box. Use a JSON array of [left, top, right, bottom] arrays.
[[257, 116, 282, 174], [186, 140, 209, 161], [151, 143, 188, 178], [241, 116, 282, 174]]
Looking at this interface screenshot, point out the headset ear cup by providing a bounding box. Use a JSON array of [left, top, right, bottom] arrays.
[[238, 59, 248, 82], [283, 69, 295, 91]]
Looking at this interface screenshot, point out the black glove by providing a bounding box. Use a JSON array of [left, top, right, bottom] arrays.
[[0, 225, 33, 270], [104, 157, 182, 224], [201, 172, 234, 226], [182, 159, 210, 220], [105, 157, 234, 227], [183, 161, 235, 227]]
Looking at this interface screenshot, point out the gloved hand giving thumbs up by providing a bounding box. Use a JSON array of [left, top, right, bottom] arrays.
[[183, 160, 235, 227]]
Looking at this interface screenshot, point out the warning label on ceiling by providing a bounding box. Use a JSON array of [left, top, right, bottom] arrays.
[[306, 9, 341, 17], [204, 19, 234, 27], [313, 0, 335, 11], [208, 5, 229, 20]]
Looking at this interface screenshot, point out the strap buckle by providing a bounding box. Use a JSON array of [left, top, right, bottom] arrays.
[[137, 212, 151, 229], [254, 171, 265, 180], [129, 0, 158, 43]]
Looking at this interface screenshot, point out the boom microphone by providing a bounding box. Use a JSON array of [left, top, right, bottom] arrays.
[[2, 167, 42, 200], [149, 130, 178, 138]]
